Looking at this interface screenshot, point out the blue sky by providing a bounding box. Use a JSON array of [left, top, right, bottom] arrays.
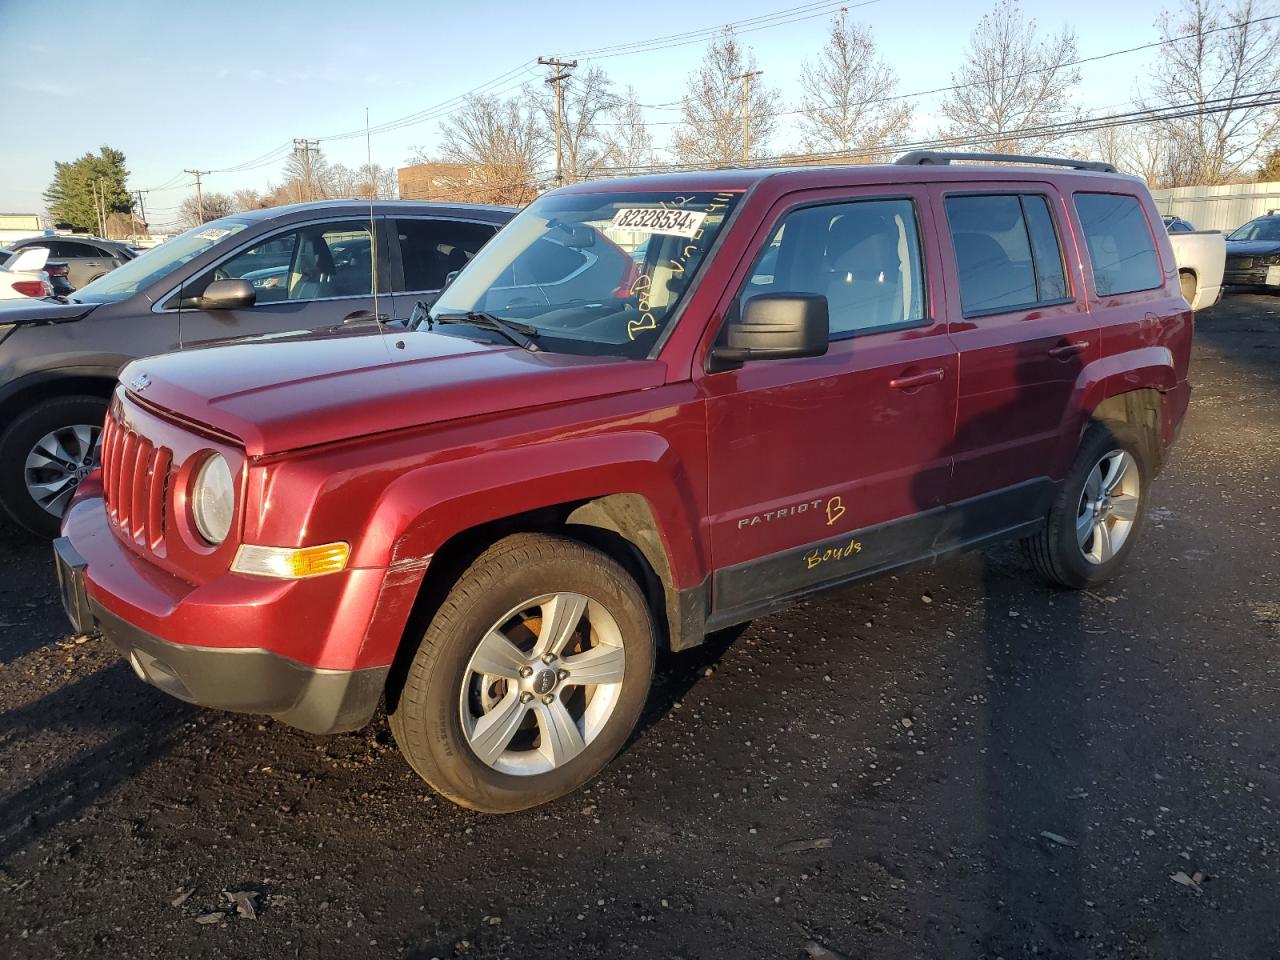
[[0, 0, 1174, 227]]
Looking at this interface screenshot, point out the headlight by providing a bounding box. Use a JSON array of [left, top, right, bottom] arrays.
[[191, 453, 234, 544]]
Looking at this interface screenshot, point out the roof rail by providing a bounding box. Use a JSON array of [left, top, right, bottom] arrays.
[[894, 150, 1118, 174]]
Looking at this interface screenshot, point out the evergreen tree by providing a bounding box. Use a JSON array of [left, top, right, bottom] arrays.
[[43, 146, 132, 233]]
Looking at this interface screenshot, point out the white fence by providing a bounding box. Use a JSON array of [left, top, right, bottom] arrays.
[[1149, 182, 1280, 233]]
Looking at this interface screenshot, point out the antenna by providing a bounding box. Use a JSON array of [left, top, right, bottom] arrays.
[[364, 107, 397, 353]]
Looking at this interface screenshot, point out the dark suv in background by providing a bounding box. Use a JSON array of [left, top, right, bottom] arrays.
[[0, 200, 514, 535], [5, 235, 137, 289]]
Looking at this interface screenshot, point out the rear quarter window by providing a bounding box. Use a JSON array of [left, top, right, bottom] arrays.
[[1074, 193, 1162, 296]]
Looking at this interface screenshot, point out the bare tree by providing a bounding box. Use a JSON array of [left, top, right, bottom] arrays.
[[532, 65, 620, 182], [938, 0, 1081, 154], [1143, 0, 1280, 185], [281, 143, 333, 201], [797, 13, 912, 160], [1073, 124, 1197, 186], [417, 93, 549, 205], [180, 191, 235, 226], [1259, 147, 1280, 181], [602, 87, 656, 174], [672, 28, 782, 165], [329, 162, 398, 199], [230, 188, 271, 211]]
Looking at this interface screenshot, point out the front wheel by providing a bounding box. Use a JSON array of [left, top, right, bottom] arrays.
[[1024, 421, 1149, 589], [389, 533, 656, 813], [0, 395, 107, 537]]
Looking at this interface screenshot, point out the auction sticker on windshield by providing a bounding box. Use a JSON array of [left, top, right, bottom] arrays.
[[610, 207, 708, 237]]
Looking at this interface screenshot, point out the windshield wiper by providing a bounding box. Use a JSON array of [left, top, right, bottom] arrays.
[[434, 311, 541, 351]]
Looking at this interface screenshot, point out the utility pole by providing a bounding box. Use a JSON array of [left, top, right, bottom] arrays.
[[134, 189, 149, 234], [292, 138, 321, 201], [731, 70, 763, 163], [184, 169, 209, 223], [538, 57, 577, 185], [90, 179, 104, 237]]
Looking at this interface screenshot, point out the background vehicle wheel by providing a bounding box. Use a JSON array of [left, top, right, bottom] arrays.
[[1179, 271, 1196, 307], [0, 395, 107, 538], [1024, 420, 1149, 589], [389, 533, 656, 813]]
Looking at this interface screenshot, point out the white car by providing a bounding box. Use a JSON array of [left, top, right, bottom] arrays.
[[1164, 222, 1225, 311], [0, 246, 53, 300]]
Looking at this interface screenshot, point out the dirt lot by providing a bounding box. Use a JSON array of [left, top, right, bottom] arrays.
[[0, 294, 1277, 960]]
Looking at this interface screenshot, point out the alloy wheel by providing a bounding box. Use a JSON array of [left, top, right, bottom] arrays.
[[459, 592, 625, 776], [1076, 449, 1140, 564], [24, 424, 102, 518]]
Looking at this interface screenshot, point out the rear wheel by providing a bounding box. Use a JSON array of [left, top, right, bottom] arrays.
[[1024, 421, 1148, 589], [389, 533, 655, 813], [0, 395, 107, 537]]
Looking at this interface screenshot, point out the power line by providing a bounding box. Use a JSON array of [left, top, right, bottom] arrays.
[[567, 0, 877, 60], [587, 12, 1280, 129], [585, 88, 1280, 175]]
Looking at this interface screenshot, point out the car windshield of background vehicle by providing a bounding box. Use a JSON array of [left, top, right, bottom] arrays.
[[429, 190, 741, 358], [70, 218, 251, 304], [1228, 218, 1280, 242]]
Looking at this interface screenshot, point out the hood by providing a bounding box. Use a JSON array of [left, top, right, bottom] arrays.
[[0, 298, 98, 325], [121, 330, 667, 456], [1224, 239, 1280, 257]]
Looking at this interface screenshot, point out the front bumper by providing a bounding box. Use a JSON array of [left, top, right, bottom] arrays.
[[1224, 259, 1280, 287], [53, 504, 393, 735]]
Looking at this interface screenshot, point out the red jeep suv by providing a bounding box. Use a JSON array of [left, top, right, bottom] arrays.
[[54, 152, 1192, 813]]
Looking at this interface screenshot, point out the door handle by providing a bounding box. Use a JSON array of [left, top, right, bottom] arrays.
[[889, 367, 945, 390], [1048, 340, 1089, 359], [343, 310, 390, 324]]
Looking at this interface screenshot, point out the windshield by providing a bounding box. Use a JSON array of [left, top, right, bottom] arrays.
[[430, 189, 741, 357], [1228, 217, 1280, 242], [71, 217, 251, 303]]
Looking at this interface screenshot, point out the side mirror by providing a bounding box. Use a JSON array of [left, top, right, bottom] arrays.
[[199, 278, 256, 310], [708, 293, 829, 371]]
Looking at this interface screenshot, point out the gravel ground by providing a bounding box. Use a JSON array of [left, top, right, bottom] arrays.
[[0, 294, 1276, 959]]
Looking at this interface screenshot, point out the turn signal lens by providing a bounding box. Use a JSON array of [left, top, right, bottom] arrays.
[[231, 542, 350, 579]]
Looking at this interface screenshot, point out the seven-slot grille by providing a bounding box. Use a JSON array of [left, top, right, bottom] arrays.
[[100, 409, 172, 552]]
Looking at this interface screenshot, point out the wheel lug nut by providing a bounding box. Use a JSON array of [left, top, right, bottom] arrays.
[[557, 669, 568, 681], [541, 653, 556, 665], [541, 694, 555, 705], [518, 665, 533, 678], [519, 692, 534, 704]]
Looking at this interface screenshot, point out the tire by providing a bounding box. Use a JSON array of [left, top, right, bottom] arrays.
[[1179, 271, 1196, 308], [0, 395, 108, 538], [389, 533, 656, 813], [1024, 420, 1149, 589]]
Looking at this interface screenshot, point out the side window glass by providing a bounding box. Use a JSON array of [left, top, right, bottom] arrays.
[[397, 219, 496, 292], [945, 195, 1038, 314], [1074, 193, 1162, 296], [745, 198, 925, 337], [215, 221, 374, 303], [216, 232, 299, 303], [1023, 195, 1068, 301]]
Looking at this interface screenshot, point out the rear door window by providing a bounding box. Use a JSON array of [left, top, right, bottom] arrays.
[[397, 218, 496, 292], [1073, 193, 1162, 296], [944, 193, 1070, 316]]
